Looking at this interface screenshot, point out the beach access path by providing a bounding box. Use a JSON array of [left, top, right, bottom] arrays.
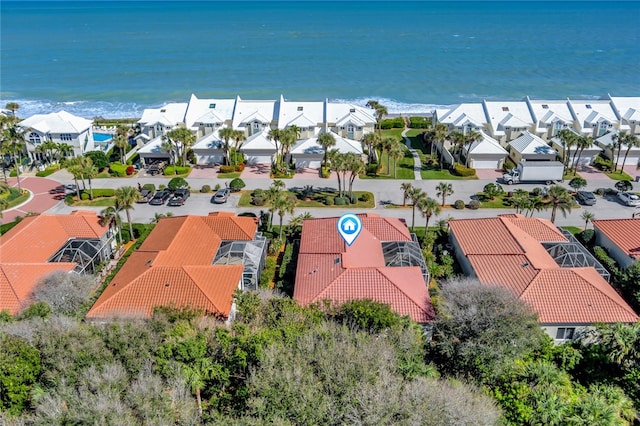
[[402, 129, 422, 181]]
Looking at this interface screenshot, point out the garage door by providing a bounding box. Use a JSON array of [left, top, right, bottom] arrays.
[[246, 154, 273, 165], [196, 154, 223, 165], [295, 157, 322, 168], [471, 159, 500, 169]]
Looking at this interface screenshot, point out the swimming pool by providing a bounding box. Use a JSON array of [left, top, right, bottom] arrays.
[[93, 132, 113, 142]]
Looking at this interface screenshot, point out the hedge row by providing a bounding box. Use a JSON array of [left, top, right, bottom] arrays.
[[35, 167, 57, 177], [380, 117, 406, 129], [409, 116, 431, 129], [451, 163, 476, 177], [163, 165, 191, 176], [109, 162, 128, 177]]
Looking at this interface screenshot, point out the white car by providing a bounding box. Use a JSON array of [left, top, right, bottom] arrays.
[[617, 192, 640, 207]]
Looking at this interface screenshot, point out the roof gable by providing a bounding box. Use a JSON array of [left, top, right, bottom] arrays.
[[593, 219, 640, 260]]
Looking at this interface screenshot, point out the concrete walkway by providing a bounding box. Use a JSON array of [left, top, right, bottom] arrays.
[[402, 129, 422, 180]]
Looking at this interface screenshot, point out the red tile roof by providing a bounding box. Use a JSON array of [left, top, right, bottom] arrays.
[[0, 211, 109, 315], [450, 214, 638, 324], [593, 219, 640, 261], [87, 214, 257, 320], [294, 215, 434, 322]]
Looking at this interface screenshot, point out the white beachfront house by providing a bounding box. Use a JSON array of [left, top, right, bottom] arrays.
[[461, 131, 508, 169], [325, 101, 376, 140], [507, 131, 558, 163], [608, 95, 640, 136], [482, 100, 535, 144], [526, 98, 575, 141], [290, 131, 365, 169], [184, 95, 235, 165], [277, 95, 325, 139], [567, 99, 618, 139], [137, 102, 188, 140], [231, 97, 277, 138], [433, 103, 488, 136], [18, 111, 94, 162], [240, 129, 277, 165]]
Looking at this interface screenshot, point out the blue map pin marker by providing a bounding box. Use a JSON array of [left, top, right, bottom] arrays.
[[337, 213, 362, 246]]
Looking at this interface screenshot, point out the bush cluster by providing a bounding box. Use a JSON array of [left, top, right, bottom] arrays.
[[163, 165, 190, 176], [334, 196, 349, 205], [235, 163, 245, 172], [92, 188, 116, 198], [454, 200, 465, 209], [200, 184, 211, 193], [320, 167, 330, 178], [359, 193, 371, 202], [219, 165, 235, 173], [468, 199, 480, 210], [324, 196, 334, 205], [109, 162, 127, 177], [380, 117, 405, 129], [125, 165, 135, 176], [142, 183, 156, 192], [229, 178, 245, 191], [251, 189, 266, 206], [409, 116, 431, 129], [451, 163, 476, 177]]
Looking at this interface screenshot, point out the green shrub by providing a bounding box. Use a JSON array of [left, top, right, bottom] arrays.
[[454, 199, 465, 209], [35, 167, 56, 177], [92, 188, 116, 198], [163, 165, 191, 176], [229, 178, 245, 191], [366, 163, 379, 176], [85, 151, 109, 169], [214, 183, 221, 191], [321, 167, 330, 178], [168, 177, 189, 190], [80, 192, 90, 200], [142, 183, 156, 192], [200, 184, 211, 193], [579, 229, 595, 246], [64, 195, 74, 205], [409, 116, 431, 129], [468, 199, 480, 210], [593, 246, 619, 275], [334, 196, 349, 205], [503, 159, 516, 172], [359, 193, 372, 202], [109, 162, 127, 177], [219, 165, 235, 173], [452, 163, 476, 177], [594, 187, 605, 196], [259, 257, 277, 288], [9, 170, 17, 177], [380, 117, 405, 129], [324, 196, 334, 206], [126, 153, 139, 166], [268, 238, 284, 256]]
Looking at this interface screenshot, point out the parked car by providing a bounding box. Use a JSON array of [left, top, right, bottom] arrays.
[[211, 188, 230, 204], [64, 184, 77, 195], [149, 190, 171, 205], [49, 185, 65, 194], [137, 189, 153, 203], [574, 191, 596, 206], [617, 191, 640, 207], [167, 188, 190, 206]]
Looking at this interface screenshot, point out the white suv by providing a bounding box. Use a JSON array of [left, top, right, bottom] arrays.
[[617, 192, 640, 207]]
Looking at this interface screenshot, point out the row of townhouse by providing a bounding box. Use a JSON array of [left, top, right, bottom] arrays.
[[434, 95, 640, 170], [135, 94, 376, 168]]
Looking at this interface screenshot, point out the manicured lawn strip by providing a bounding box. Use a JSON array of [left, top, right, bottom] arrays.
[[562, 226, 582, 235], [379, 128, 405, 139], [5, 191, 30, 209], [563, 171, 582, 180], [360, 148, 414, 180], [218, 172, 241, 179], [405, 129, 425, 138], [73, 197, 116, 207], [421, 163, 471, 180], [238, 190, 375, 208], [605, 170, 633, 181], [477, 196, 512, 208]]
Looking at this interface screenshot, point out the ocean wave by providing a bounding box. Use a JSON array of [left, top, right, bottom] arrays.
[[1, 96, 454, 119]]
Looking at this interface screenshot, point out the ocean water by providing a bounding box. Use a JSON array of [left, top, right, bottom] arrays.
[[1, 1, 638, 118]]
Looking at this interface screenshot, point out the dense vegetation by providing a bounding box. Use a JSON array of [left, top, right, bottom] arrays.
[[1, 277, 638, 424]]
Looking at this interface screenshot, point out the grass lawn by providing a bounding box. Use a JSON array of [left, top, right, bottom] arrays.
[[379, 128, 405, 139], [361, 148, 415, 180], [563, 170, 582, 180], [3, 191, 30, 209], [239, 189, 375, 208], [476, 195, 512, 208], [421, 162, 473, 180], [73, 197, 116, 207], [605, 170, 633, 181], [562, 226, 582, 235], [217, 172, 241, 179]]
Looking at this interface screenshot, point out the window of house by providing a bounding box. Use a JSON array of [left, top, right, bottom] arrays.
[[542, 104, 549, 109], [209, 103, 216, 109], [552, 121, 563, 136], [347, 124, 355, 137], [502, 107, 509, 112], [585, 104, 592, 109], [160, 109, 166, 113], [60, 134, 73, 141], [556, 327, 575, 340], [253, 122, 260, 132], [597, 122, 609, 137], [29, 133, 41, 144], [350, 108, 356, 113], [297, 106, 303, 111]]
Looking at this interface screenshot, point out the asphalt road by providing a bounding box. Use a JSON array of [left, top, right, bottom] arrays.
[[40, 170, 639, 228]]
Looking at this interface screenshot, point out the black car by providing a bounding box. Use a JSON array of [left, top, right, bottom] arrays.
[[149, 190, 171, 205], [137, 189, 153, 203], [575, 191, 596, 206], [212, 188, 230, 204], [167, 188, 190, 206]]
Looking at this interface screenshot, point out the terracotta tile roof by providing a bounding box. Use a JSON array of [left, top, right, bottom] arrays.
[[0, 211, 109, 315], [450, 214, 638, 325], [0, 263, 75, 315], [593, 219, 640, 260], [522, 268, 638, 323], [87, 265, 243, 319], [87, 213, 256, 320], [294, 215, 434, 323], [0, 211, 109, 263]]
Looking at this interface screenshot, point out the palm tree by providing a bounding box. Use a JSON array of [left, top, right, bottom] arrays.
[[546, 185, 575, 223], [55, 142, 74, 163], [36, 140, 58, 165], [581, 210, 595, 231], [382, 137, 398, 174], [114, 186, 140, 239], [345, 152, 365, 200], [362, 132, 381, 164], [400, 182, 413, 207], [610, 132, 625, 172], [317, 132, 336, 167], [619, 134, 640, 174], [165, 126, 196, 166], [4, 102, 19, 117], [218, 127, 235, 166], [267, 128, 282, 168], [67, 162, 84, 199], [447, 131, 465, 163], [408, 187, 427, 231], [462, 130, 481, 167], [81, 157, 98, 200], [329, 150, 348, 197], [435, 181, 454, 207], [279, 128, 296, 168], [0, 197, 8, 219], [571, 135, 594, 174], [230, 130, 246, 166], [1, 117, 26, 191], [183, 357, 215, 417], [273, 192, 296, 239], [418, 196, 441, 231], [113, 125, 130, 163], [100, 203, 123, 246], [366, 100, 388, 135], [389, 141, 405, 179], [557, 129, 577, 169]]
